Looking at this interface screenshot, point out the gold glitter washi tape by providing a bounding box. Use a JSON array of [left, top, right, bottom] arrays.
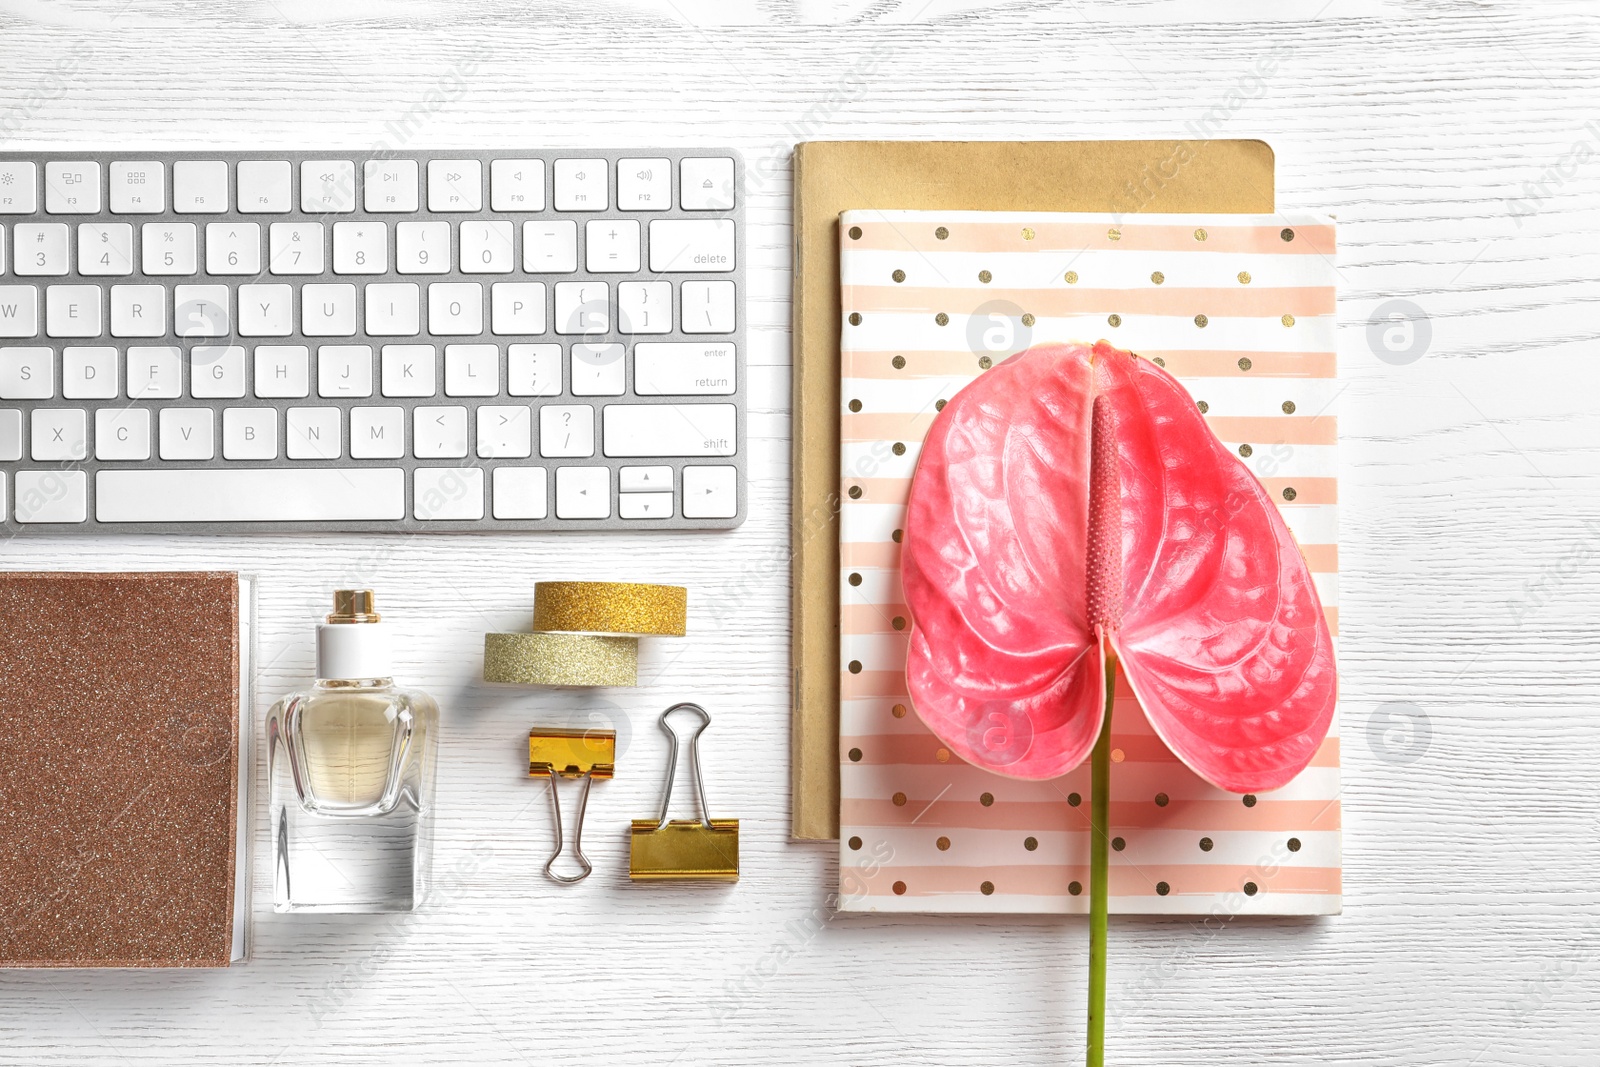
[[483, 632, 639, 687], [532, 581, 688, 637]]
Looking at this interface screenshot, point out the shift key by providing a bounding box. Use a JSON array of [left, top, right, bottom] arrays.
[[603, 403, 736, 457]]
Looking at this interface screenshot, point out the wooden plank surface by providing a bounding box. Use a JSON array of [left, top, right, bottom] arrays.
[[0, 1, 1597, 1063]]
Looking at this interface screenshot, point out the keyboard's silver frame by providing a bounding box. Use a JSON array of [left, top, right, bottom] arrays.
[[0, 148, 746, 533]]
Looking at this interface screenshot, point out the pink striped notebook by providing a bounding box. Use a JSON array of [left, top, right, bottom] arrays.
[[837, 211, 1340, 915]]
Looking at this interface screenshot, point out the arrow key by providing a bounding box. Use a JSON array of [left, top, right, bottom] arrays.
[[682, 464, 737, 519], [619, 464, 673, 493], [555, 465, 610, 519], [620, 491, 674, 519]]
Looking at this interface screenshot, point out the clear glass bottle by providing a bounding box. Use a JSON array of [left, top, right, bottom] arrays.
[[267, 590, 438, 912]]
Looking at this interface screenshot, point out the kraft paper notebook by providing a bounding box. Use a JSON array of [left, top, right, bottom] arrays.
[[0, 571, 253, 966], [791, 140, 1277, 840], [836, 210, 1339, 915]]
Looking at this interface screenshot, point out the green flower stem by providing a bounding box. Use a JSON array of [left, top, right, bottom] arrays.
[[1087, 649, 1117, 1067]]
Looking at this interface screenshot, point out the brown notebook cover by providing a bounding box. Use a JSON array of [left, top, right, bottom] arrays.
[[0, 572, 251, 967], [790, 140, 1277, 840]]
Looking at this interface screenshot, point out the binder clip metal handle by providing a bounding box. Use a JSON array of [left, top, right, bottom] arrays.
[[629, 702, 739, 882], [529, 728, 616, 884]]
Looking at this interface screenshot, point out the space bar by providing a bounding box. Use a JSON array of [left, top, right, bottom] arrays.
[[97, 468, 406, 523]]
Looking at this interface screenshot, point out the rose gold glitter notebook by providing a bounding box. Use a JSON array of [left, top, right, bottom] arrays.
[[0, 572, 253, 967]]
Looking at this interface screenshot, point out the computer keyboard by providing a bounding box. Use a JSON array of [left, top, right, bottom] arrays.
[[0, 149, 745, 532]]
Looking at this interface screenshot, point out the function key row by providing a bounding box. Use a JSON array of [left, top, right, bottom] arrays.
[[0, 157, 736, 216]]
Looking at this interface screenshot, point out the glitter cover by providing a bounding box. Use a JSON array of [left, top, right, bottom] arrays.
[[531, 581, 688, 636], [483, 632, 638, 686], [0, 572, 244, 967]]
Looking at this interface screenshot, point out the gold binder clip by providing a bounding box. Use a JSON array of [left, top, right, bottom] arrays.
[[630, 702, 739, 882], [528, 727, 616, 884]]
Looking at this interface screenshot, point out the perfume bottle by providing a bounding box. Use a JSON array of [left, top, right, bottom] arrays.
[[267, 590, 439, 912]]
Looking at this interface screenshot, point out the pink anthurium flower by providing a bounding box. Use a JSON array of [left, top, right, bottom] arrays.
[[900, 340, 1338, 1067], [901, 340, 1336, 793]]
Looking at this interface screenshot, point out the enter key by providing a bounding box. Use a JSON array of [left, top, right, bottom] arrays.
[[633, 342, 736, 396]]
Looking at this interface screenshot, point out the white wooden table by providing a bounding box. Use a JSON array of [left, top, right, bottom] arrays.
[[2, 2, 1597, 1063]]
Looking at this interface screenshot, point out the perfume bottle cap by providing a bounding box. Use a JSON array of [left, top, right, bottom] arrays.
[[317, 590, 391, 679], [328, 589, 381, 624]]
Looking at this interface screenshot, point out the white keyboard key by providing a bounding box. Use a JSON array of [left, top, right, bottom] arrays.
[[445, 343, 498, 397], [159, 408, 215, 460], [555, 465, 609, 519], [682, 464, 738, 518], [15, 469, 86, 523], [351, 406, 405, 459], [539, 404, 594, 458], [301, 160, 357, 213], [110, 284, 166, 337], [553, 159, 607, 211], [460, 221, 514, 273], [286, 406, 342, 459], [237, 160, 292, 213], [0, 347, 52, 398], [318, 344, 373, 398], [142, 222, 198, 275], [507, 343, 561, 396], [127, 346, 181, 399], [492, 466, 546, 519], [254, 345, 310, 398], [634, 342, 735, 396], [618, 281, 671, 334], [681, 280, 736, 333], [78, 223, 135, 276], [205, 223, 261, 275], [15, 224, 69, 276], [31, 408, 86, 461], [649, 219, 735, 273], [381, 344, 436, 397], [365, 283, 420, 336], [491, 159, 545, 211], [172, 161, 229, 213], [0, 163, 38, 214], [108, 162, 165, 214], [413, 406, 468, 458], [45, 162, 101, 214], [97, 468, 404, 522], [96, 407, 150, 461], [522, 221, 577, 272], [396, 221, 450, 274], [571, 343, 625, 396], [617, 158, 670, 211], [414, 467, 484, 521], [476, 405, 531, 458], [333, 221, 387, 274], [173, 284, 231, 338], [553, 281, 607, 335], [269, 222, 324, 275], [63, 347, 117, 399], [191, 345, 247, 399], [238, 283, 293, 337], [603, 403, 736, 457], [491, 282, 545, 335], [619, 465, 673, 492], [428, 159, 482, 212], [680, 157, 735, 210], [620, 492, 673, 520], [585, 219, 640, 273], [46, 284, 102, 338], [302, 283, 358, 336], [0, 287, 38, 337], [428, 282, 483, 335], [0, 409, 20, 459], [365, 159, 419, 212], [222, 407, 278, 460]]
